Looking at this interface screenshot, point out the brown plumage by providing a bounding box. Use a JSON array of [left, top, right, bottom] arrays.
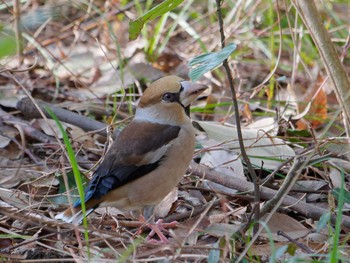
[[55, 76, 207, 229]]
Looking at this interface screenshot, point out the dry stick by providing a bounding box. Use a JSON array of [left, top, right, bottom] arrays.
[[215, 0, 260, 230], [293, 0, 350, 136], [277, 230, 314, 254], [17, 97, 108, 137], [0, 202, 126, 242], [2, 231, 61, 253], [176, 198, 218, 261], [236, 157, 305, 262], [15, 99, 347, 226], [188, 162, 350, 228], [0, 57, 38, 74], [23, 1, 139, 54], [0, 107, 92, 169], [0, 108, 54, 144], [89, 199, 222, 226]]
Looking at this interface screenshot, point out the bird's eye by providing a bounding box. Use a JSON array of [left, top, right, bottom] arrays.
[[162, 92, 173, 102]]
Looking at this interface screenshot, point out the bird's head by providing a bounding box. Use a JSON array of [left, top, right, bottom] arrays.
[[136, 76, 207, 125]]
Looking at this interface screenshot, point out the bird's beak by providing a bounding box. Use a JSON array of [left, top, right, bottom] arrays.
[[180, 81, 208, 107]]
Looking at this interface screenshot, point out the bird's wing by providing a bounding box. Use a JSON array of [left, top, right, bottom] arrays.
[[74, 121, 181, 207]]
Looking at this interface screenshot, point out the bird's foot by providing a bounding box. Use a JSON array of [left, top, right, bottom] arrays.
[[146, 219, 178, 243], [136, 217, 178, 243]]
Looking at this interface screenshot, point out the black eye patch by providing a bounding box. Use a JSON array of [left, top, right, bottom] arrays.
[[162, 92, 180, 103]]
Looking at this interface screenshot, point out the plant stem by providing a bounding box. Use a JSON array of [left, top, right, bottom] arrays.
[[293, 0, 350, 137], [13, 0, 22, 62], [215, 0, 260, 230]]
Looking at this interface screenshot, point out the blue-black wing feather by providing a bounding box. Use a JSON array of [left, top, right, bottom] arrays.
[[73, 121, 180, 207]]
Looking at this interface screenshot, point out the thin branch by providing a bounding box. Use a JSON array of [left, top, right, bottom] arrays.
[[293, 0, 350, 136], [215, 0, 260, 228], [17, 97, 109, 137], [188, 162, 350, 227], [13, 0, 22, 62]]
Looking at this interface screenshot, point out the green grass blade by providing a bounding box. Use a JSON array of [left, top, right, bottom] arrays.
[[46, 107, 90, 257], [129, 0, 184, 40]]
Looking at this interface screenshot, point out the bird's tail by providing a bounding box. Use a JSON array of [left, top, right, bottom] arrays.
[[55, 206, 95, 225]]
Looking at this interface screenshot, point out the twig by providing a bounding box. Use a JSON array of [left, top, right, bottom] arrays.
[[277, 230, 314, 254], [215, 0, 260, 230], [2, 232, 62, 253], [89, 199, 222, 227], [17, 97, 109, 137], [260, 157, 305, 216], [0, 108, 54, 144], [0, 57, 37, 73], [164, 199, 221, 223], [13, 0, 22, 62], [250, 1, 283, 97], [15, 97, 347, 227], [0, 201, 125, 241], [188, 162, 350, 228], [13, 98, 350, 228], [293, 0, 350, 136]]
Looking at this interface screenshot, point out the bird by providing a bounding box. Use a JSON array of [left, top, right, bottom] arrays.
[[55, 75, 207, 241]]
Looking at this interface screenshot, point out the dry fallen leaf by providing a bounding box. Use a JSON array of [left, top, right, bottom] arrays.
[[260, 213, 310, 242], [154, 187, 178, 218], [0, 125, 19, 148], [0, 158, 41, 188], [295, 74, 328, 130]]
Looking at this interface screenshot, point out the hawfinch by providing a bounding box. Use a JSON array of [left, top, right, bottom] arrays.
[[55, 76, 207, 239]]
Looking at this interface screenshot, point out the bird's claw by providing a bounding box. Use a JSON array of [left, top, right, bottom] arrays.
[[139, 219, 179, 243]]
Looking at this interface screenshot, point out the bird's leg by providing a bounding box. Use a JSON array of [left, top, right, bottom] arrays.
[[146, 219, 179, 243], [138, 205, 178, 243]]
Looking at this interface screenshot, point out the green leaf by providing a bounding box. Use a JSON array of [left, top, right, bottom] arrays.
[[0, 30, 17, 58], [188, 43, 237, 81], [129, 0, 184, 41], [286, 243, 298, 256]]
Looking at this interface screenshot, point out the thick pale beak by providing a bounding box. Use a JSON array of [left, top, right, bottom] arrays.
[[180, 81, 208, 107]]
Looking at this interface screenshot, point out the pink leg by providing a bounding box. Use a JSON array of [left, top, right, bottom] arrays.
[[139, 217, 178, 243]]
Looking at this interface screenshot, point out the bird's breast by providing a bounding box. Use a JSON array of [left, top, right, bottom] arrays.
[[126, 123, 195, 207]]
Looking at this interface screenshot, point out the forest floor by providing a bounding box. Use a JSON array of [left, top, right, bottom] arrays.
[[0, 1, 350, 262]]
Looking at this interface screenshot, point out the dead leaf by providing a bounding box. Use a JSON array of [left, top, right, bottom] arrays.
[[152, 52, 182, 72], [208, 206, 246, 224], [0, 158, 41, 188], [295, 74, 328, 130], [242, 103, 253, 123], [200, 149, 245, 179], [0, 125, 18, 148], [197, 121, 295, 170], [205, 223, 240, 238], [172, 215, 210, 245], [154, 188, 178, 218], [260, 213, 310, 241], [19, 176, 59, 199], [292, 180, 328, 202], [0, 134, 12, 149], [35, 119, 66, 138], [329, 167, 347, 190], [129, 62, 165, 81], [246, 117, 277, 134]]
